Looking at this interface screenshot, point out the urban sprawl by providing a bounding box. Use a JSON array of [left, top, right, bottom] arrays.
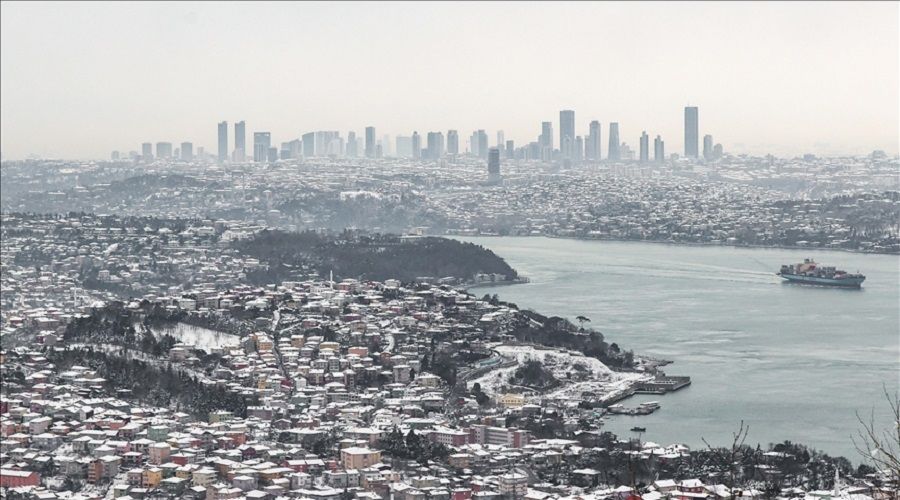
[[0, 108, 898, 500]]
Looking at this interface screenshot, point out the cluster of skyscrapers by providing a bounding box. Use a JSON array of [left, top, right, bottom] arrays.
[[122, 107, 721, 170], [129, 141, 197, 163]]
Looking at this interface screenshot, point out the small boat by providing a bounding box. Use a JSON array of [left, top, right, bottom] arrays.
[[630, 426, 646, 432]]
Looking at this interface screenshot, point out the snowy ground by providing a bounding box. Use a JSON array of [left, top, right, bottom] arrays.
[[469, 344, 649, 402], [152, 322, 240, 350]]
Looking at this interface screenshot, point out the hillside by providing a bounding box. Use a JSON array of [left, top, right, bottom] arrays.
[[233, 230, 519, 284]]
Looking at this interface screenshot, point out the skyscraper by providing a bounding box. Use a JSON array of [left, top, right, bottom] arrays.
[[703, 134, 713, 160], [575, 136, 584, 161], [505, 140, 515, 159], [327, 133, 343, 156], [314, 131, 327, 156], [141, 142, 153, 161], [426, 132, 444, 160], [287, 139, 302, 159], [346, 131, 358, 157], [156, 142, 172, 159], [180, 142, 193, 161], [654, 135, 665, 163], [587, 120, 601, 160], [639, 131, 649, 163], [540, 121, 553, 151], [487, 147, 501, 183], [559, 110, 575, 159], [608, 123, 620, 161], [253, 132, 271, 162], [234, 121, 245, 161], [217, 121, 228, 163], [684, 106, 699, 158], [447, 130, 459, 155], [365, 126, 376, 158], [411, 131, 421, 160], [496, 130, 505, 148], [540, 121, 554, 161], [302, 132, 315, 157], [477, 130, 488, 159]]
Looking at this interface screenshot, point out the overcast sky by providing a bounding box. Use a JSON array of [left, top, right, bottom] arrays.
[[1, 1, 898, 160]]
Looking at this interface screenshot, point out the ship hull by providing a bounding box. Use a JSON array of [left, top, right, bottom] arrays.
[[778, 273, 865, 288]]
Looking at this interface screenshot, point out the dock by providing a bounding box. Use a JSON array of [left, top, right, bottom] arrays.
[[635, 375, 692, 394]]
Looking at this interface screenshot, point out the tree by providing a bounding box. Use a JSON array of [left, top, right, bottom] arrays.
[[471, 382, 490, 406], [702, 420, 751, 497], [852, 385, 900, 498], [576, 315, 591, 330]]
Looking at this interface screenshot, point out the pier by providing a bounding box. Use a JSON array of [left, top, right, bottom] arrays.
[[634, 375, 692, 394]]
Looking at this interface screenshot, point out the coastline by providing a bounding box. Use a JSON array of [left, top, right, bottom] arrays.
[[445, 232, 900, 256], [463, 277, 530, 289]]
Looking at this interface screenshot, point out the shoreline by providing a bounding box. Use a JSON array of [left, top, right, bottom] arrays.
[[463, 277, 530, 290], [446, 232, 900, 256]]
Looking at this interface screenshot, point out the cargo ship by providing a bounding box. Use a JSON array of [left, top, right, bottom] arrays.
[[777, 259, 865, 288]]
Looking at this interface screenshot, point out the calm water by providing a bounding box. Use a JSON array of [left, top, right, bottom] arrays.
[[457, 236, 900, 460]]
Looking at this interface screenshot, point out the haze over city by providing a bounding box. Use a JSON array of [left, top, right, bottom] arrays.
[[2, 1, 900, 499], [1, 1, 898, 160]]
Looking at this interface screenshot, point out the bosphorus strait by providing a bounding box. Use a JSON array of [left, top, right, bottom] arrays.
[[458, 236, 900, 459]]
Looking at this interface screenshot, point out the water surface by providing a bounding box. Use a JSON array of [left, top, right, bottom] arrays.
[[457, 236, 899, 460]]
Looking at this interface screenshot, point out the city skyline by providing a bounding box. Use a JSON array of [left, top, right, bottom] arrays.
[[0, 2, 897, 498], [1, 1, 898, 159], [161, 105, 724, 163]]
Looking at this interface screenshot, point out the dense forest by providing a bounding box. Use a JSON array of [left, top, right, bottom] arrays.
[[47, 347, 256, 418], [512, 309, 636, 369], [233, 230, 518, 284]]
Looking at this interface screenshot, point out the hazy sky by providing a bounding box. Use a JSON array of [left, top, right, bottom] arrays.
[[1, 1, 898, 160]]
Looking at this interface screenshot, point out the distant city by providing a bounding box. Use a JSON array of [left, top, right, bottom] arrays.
[[114, 107, 737, 170], [2, 2, 898, 500]]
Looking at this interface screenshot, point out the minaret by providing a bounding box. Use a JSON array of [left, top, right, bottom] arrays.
[[832, 466, 840, 497]]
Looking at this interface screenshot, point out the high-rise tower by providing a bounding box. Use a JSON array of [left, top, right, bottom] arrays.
[[141, 142, 153, 161], [217, 121, 228, 163], [703, 134, 714, 160], [477, 130, 488, 159], [684, 106, 699, 158], [180, 142, 193, 161], [639, 131, 649, 163], [608, 123, 620, 161], [411, 131, 421, 160], [234, 121, 245, 161], [540, 122, 553, 150], [365, 126, 376, 158], [426, 132, 444, 160], [559, 110, 575, 159], [156, 142, 173, 159], [253, 132, 271, 162], [587, 120, 601, 160], [447, 130, 459, 155]]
